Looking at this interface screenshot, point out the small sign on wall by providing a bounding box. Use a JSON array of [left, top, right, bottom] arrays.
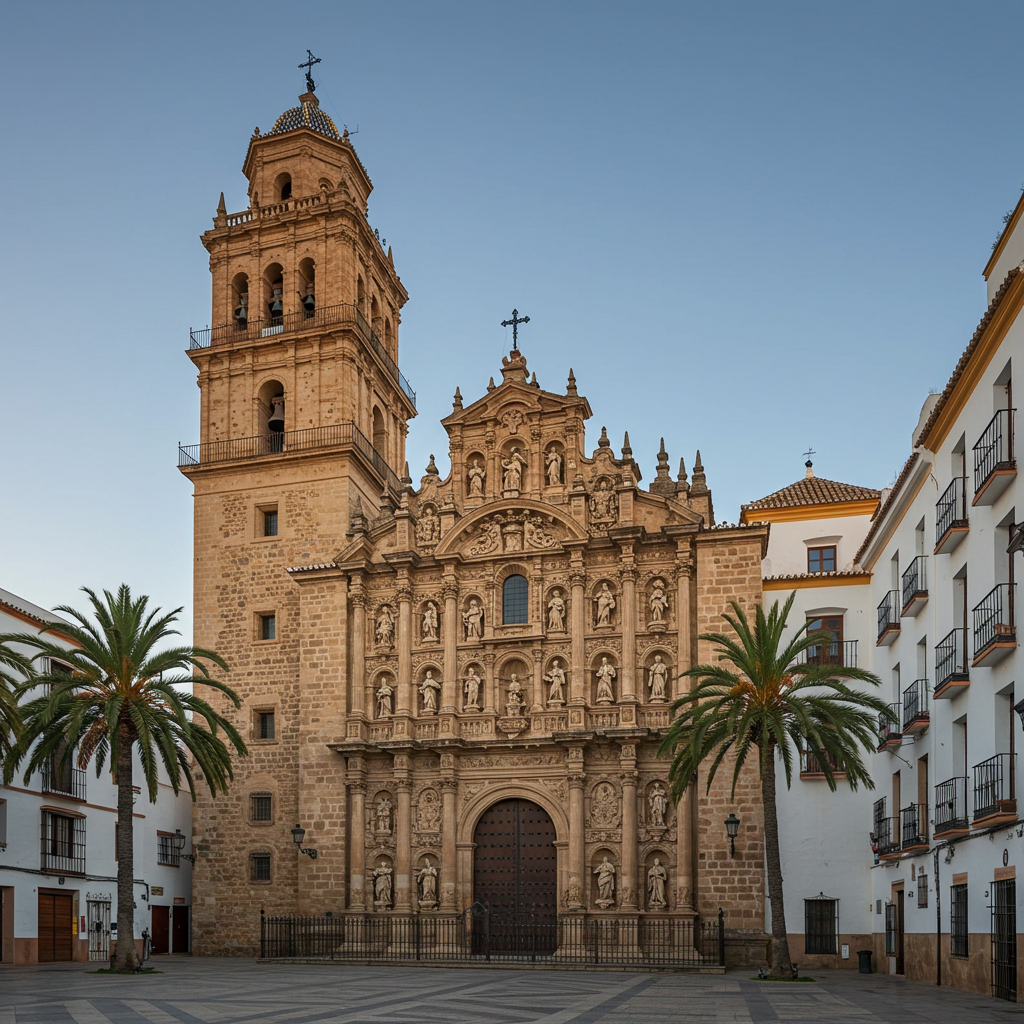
[[151, 886, 164, 896], [841, 944, 849, 959], [173, 897, 185, 905]]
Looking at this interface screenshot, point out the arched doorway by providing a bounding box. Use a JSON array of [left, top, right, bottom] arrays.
[[473, 798, 557, 954]]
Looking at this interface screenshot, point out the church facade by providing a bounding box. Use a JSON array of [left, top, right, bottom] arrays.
[[181, 83, 769, 960]]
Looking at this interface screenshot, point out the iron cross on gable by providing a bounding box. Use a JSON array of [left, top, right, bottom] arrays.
[[501, 309, 530, 350], [299, 50, 322, 92]]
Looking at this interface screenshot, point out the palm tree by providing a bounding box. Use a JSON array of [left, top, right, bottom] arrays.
[[2, 585, 247, 971], [0, 640, 32, 758], [659, 593, 893, 978]]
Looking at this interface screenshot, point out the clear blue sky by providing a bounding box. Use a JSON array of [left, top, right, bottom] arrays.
[[3, 1, 1022, 635]]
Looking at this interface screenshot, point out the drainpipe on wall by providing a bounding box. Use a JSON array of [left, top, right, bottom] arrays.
[[933, 844, 942, 988]]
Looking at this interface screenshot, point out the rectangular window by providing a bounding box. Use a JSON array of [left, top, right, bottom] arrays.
[[41, 811, 85, 874], [804, 898, 838, 954], [251, 794, 272, 822], [251, 853, 271, 882], [258, 711, 275, 740], [157, 832, 180, 867], [950, 883, 968, 957], [263, 509, 278, 537], [808, 546, 837, 574], [918, 875, 928, 908], [260, 614, 276, 641], [806, 615, 844, 664]]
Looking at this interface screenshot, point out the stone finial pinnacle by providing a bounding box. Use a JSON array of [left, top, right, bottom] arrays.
[[453, 386, 463, 411], [690, 449, 708, 495], [566, 368, 578, 397], [678, 457, 687, 483], [426, 454, 439, 477], [486, 376, 496, 393], [402, 460, 412, 484], [622, 431, 632, 458], [530, 371, 539, 387], [598, 426, 611, 448], [217, 192, 226, 215], [805, 459, 815, 479]]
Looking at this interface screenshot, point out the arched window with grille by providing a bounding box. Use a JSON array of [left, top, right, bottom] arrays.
[[502, 575, 528, 624]]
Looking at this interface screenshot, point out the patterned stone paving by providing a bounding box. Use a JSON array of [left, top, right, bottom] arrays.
[[0, 959, 1020, 1023]]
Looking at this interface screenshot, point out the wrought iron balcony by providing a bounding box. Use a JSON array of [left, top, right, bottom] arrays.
[[40, 811, 86, 875], [901, 679, 929, 735], [877, 703, 902, 751], [973, 408, 1015, 505], [900, 555, 928, 616], [797, 639, 858, 669], [934, 627, 969, 697], [972, 753, 1016, 826], [873, 799, 900, 859], [799, 749, 844, 777], [972, 582, 1016, 667], [41, 761, 87, 801], [933, 776, 969, 837], [877, 591, 900, 645], [178, 422, 401, 493], [187, 302, 416, 409], [935, 476, 969, 553], [900, 803, 928, 852]]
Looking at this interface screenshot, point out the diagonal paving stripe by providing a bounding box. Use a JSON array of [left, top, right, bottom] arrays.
[[124, 1000, 197, 1024], [62, 1002, 117, 1024]]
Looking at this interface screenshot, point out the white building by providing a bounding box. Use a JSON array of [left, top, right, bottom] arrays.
[[0, 587, 193, 964]]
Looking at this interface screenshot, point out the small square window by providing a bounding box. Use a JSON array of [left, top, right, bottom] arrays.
[[252, 794, 272, 822], [808, 546, 837, 574], [258, 711, 275, 740], [260, 614, 276, 641], [251, 853, 271, 882], [263, 509, 278, 537], [918, 875, 928, 908]]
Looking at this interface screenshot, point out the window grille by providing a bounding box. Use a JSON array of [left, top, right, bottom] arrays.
[[950, 883, 968, 958], [264, 510, 278, 537], [251, 794, 272, 822], [885, 903, 897, 956], [258, 711, 275, 740], [502, 575, 528, 624], [261, 615, 276, 640], [804, 898, 838, 954], [918, 875, 928, 908], [157, 833, 180, 866], [40, 811, 85, 874], [251, 853, 272, 882]]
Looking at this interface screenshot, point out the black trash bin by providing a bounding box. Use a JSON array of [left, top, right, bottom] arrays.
[[857, 949, 873, 974]]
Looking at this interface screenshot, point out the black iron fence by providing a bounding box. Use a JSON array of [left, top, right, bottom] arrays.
[[935, 476, 968, 546], [260, 908, 724, 967], [973, 408, 1015, 493]]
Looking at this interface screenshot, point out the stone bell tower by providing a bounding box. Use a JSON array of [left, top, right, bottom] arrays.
[[180, 74, 416, 953]]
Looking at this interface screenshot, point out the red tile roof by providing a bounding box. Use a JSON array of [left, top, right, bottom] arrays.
[[742, 475, 880, 513]]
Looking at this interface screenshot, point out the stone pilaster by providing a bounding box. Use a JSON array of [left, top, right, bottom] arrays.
[[569, 569, 586, 704], [347, 757, 367, 910], [619, 750, 639, 910], [393, 755, 413, 910], [349, 575, 366, 719], [396, 578, 413, 715], [619, 563, 637, 702], [440, 776, 458, 911], [567, 746, 586, 909], [441, 576, 459, 714], [676, 781, 695, 911]]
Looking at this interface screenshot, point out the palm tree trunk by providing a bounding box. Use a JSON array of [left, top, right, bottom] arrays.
[[114, 722, 140, 971], [762, 747, 793, 978]]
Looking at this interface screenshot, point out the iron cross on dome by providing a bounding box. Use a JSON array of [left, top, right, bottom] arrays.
[[298, 50, 322, 92], [501, 309, 531, 350]]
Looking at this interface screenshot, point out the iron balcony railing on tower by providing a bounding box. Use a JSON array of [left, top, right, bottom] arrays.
[[900, 555, 928, 616], [973, 408, 1016, 505], [935, 476, 969, 553], [972, 582, 1016, 667], [188, 302, 416, 409], [934, 627, 969, 698], [933, 777, 969, 838], [877, 591, 900, 645]]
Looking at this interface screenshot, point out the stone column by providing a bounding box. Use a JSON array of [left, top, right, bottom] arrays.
[[440, 775, 458, 911], [348, 758, 367, 910], [349, 575, 366, 719], [619, 565, 637, 702], [567, 747, 586, 909], [441, 577, 459, 714], [531, 645, 544, 713], [483, 652, 496, 714], [396, 578, 413, 715], [569, 569, 587, 704], [675, 782, 695, 911], [619, 752, 639, 910], [675, 554, 693, 678], [394, 755, 413, 911]]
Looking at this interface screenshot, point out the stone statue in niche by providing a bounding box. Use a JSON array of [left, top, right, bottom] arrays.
[[594, 856, 616, 908], [589, 479, 618, 523], [502, 447, 527, 492], [463, 667, 482, 710], [545, 660, 567, 705], [647, 858, 668, 910], [373, 861, 393, 906], [416, 508, 440, 545], [375, 795, 393, 833], [594, 583, 616, 627], [421, 601, 439, 642], [463, 599, 484, 640], [648, 783, 668, 827], [505, 674, 525, 716], [419, 671, 441, 714], [648, 656, 669, 702], [417, 858, 438, 907], [545, 448, 563, 486], [595, 657, 616, 704], [467, 458, 486, 498], [547, 589, 566, 632], [376, 678, 394, 718], [649, 579, 669, 623], [375, 605, 395, 646]]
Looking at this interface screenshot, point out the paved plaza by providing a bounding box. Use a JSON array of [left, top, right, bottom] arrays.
[[0, 959, 1019, 1024]]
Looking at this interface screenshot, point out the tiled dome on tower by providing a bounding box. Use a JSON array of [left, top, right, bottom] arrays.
[[268, 92, 341, 140]]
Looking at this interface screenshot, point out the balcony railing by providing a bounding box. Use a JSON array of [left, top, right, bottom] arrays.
[[935, 628, 969, 696], [935, 476, 969, 552], [973, 408, 1015, 499], [901, 555, 928, 614], [800, 749, 843, 776], [188, 302, 416, 409], [178, 422, 401, 493], [40, 811, 86, 875], [877, 591, 900, 643], [878, 703, 902, 750], [900, 803, 928, 850], [798, 639, 858, 669], [901, 679, 929, 734], [873, 799, 899, 858], [41, 761, 87, 801], [934, 776, 968, 836], [973, 753, 1016, 824], [972, 583, 1016, 665]]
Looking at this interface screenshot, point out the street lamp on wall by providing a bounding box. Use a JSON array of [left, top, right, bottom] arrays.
[[174, 829, 196, 866], [291, 823, 318, 860], [1014, 698, 1024, 731], [725, 813, 740, 858]]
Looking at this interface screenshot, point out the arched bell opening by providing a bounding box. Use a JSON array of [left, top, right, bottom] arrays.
[[274, 172, 292, 202], [231, 273, 249, 330], [372, 405, 387, 457], [263, 263, 284, 327], [298, 258, 316, 319], [258, 379, 286, 453]]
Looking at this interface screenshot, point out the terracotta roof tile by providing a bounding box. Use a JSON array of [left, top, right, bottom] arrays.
[[742, 476, 880, 513]]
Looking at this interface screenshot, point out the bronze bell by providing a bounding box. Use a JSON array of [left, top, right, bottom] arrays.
[[268, 298, 283, 317], [268, 396, 285, 432], [302, 292, 315, 315]]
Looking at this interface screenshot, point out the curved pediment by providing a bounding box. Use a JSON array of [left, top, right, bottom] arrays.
[[434, 498, 588, 560]]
